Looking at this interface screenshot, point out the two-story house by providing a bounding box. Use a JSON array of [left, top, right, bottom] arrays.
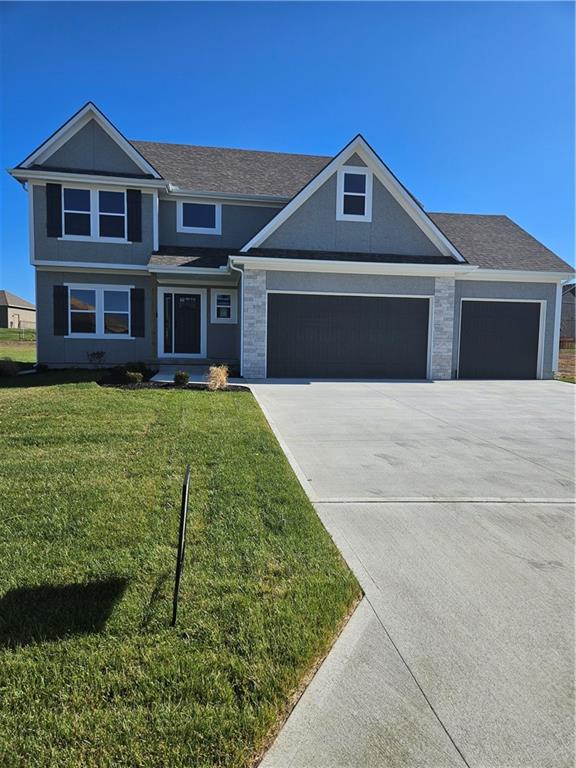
[[8, 102, 573, 379]]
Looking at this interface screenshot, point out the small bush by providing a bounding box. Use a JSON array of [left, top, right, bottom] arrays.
[[0, 358, 19, 377], [174, 370, 190, 387], [125, 361, 151, 376], [125, 371, 143, 384], [206, 364, 229, 391]]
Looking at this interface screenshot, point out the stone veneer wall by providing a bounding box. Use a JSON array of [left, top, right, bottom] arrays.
[[242, 269, 267, 378], [431, 277, 456, 379]]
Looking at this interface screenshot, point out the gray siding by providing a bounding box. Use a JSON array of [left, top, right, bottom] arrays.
[[33, 185, 154, 265], [261, 174, 443, 256], [36, 271, 154, 366], [41, 120, 144, 176], [159, 200, 278, 249], [453, 281, 558, 378], [266, 270, 435, 296], [36, 272, 240, 367]]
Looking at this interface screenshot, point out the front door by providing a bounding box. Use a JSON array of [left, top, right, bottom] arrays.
[[159, 289, 205, 357]]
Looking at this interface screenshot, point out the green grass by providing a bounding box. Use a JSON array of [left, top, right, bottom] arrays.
[[0, 327, 36, 342], [0, 372, 359, 768], [0, 328, 36, 364]]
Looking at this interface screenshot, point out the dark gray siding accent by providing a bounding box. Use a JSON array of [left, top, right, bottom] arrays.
[[36, 271, 154, 366], [159, 200, 278, 249], [33, 185, 154, 265], [41, 120, 144, 176], [206, 289, 240, 362], [266, 270, 435, 296], [260, 174, 443, 256], [453, 281, 558, 378]]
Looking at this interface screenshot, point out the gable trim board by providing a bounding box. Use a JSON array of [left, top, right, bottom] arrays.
[[11, 170, 165, 189], [240, 135, 466, 263], [16, 103, 162, 179]]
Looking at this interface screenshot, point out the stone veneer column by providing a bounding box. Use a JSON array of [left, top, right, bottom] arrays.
[[431, 277, 456, 379], [242, 268, 267, 378]]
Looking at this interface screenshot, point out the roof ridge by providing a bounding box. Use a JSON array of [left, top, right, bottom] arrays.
[[130, 139, 331, 160]]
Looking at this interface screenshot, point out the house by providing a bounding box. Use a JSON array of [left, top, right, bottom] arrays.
[[8, 102, 573, 379], [560, 283, 575, 345], [0, 290, 36, 330]]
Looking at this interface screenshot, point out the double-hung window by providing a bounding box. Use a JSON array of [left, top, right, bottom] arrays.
[[177, 201, 222, 234], [68, 285, 132, 338], [336, 167, 373, 222], [210, 290, 237, 323], [61, 188, 128, 241]]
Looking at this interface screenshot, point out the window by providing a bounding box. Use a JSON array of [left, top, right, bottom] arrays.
[[62, 188, 128, 241], [336, 167, 373, 222], [210, 290, 237, 324], [177, 201, 222, 234], [67, 285, 132, 338]]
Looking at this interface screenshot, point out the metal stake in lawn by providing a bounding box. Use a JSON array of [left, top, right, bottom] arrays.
[[171, 464, 191, 627]]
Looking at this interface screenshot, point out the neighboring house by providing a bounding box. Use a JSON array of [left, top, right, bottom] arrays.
[[560, 283, 575, 344], [8, 102, 574, 378], [0, 290, 36, 330]]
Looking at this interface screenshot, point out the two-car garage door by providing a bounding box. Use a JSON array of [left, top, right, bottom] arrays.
[[267, 293, 430, 379]]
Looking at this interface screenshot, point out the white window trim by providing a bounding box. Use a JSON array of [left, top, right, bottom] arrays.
[[60, 187, 131, 244], [336, 166, 373, 223], [210, 289, 238, 324], [65, 283, 134, 339], [157, 287, 207, 358], [176, 200, 222, 235]]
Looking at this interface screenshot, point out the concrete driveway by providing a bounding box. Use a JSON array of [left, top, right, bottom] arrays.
[[254, 380, 575, 768]]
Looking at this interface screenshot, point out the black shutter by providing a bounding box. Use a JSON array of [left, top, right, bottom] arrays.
[[53, 285, 68, 335], [46, 183, 62, 238], [126, 190, 142, 242], [130, 288, 145, 337]]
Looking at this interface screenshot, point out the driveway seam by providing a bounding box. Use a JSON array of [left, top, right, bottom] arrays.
[[320, 503, 472, 768]]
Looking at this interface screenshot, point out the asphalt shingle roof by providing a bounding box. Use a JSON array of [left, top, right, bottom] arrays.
[[429, 213, 573, 272], [0, 290, 35, 310], [130, 141, 331, 198]]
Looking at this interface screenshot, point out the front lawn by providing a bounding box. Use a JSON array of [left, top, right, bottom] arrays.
[[0, 372, 359, 768], [0, 328, 36, 365]]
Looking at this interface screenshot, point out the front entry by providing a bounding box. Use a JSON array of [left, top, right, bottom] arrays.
[[158, 288, 205, 357]]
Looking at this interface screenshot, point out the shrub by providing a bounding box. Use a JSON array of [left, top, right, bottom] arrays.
[[125, 371, 143, 384], [174, 370, 190, 387], [206, 364, 229, 391], [0, 358, 18, 377], [87, 351, 105, 366]]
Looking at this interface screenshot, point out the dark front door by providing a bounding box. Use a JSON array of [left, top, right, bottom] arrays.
[[458, 300, 541, 379], [267, 293, 430, 379], [163, 292, 202, 355]]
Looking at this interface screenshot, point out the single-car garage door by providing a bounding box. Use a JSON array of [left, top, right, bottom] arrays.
[[266, 293, 430, 379], [458, 300, 542, 379]]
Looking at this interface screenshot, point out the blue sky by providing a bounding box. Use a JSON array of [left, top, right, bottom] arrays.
[[1, 1, 573, 302]]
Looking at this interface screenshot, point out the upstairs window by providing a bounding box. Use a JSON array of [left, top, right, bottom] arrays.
[[177, 201, 222, 234], [61, 188, 128, 241], [336, 167, 373, 222]]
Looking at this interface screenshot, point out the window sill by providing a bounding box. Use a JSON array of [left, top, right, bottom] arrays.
[[210, 318, 238, 325], [65, 334, 136, 340], [176, 227, 221, 235], [59, 236, 132, 244], [335, 214, 372, 223]]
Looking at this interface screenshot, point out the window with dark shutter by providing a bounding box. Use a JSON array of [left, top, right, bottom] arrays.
[[46, 184, 63, 238], [127, 190, 142, 242]]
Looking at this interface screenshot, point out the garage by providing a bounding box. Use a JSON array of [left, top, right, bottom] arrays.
[[458, 300, 542, 379], [266, 293, 430, 379]]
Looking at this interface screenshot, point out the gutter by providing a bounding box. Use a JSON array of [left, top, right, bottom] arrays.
[[229, 259, 245, 377]]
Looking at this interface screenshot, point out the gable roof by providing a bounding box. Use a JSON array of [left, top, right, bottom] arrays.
[[17, 102, 162, 179], [239, 135, 465, 262], [0, 291, 35, 310], [429, 214, 573, 273], [130, 141, 331, 198]]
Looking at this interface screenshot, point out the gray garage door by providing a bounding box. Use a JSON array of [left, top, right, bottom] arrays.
[[267, 293, 430, 379], [458, 300, 541, 379]]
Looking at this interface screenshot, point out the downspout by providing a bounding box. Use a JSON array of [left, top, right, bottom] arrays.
[[229, 257, 244, 377]]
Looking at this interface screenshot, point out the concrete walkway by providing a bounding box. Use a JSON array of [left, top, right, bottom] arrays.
[[254, 380, 575, 768]]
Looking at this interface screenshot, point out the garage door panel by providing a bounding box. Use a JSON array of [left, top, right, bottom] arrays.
[[459, 301, 541, 379], [267, 293, 430, 379]]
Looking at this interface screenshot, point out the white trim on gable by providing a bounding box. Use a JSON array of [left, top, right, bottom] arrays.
[[17, 102, 162, 179], [240, 135, 466, 263]]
